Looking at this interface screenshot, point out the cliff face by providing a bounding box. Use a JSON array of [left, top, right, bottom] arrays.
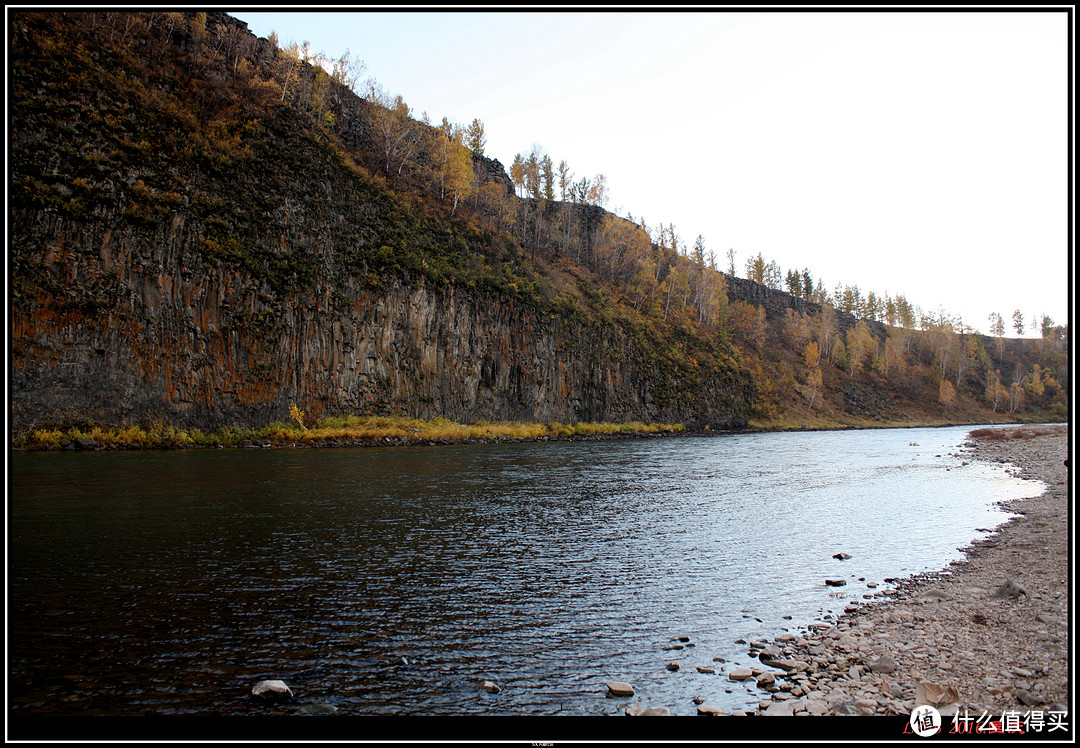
[[11, 217, 753, 431], [10, 11, 759, 433]]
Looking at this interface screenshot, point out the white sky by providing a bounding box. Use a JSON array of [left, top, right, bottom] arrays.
[[230, 9, 1071, 336]]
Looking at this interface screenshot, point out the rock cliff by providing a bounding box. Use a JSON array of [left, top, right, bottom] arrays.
[[10, 11, 761, 433], [11, 230, 754, 431]]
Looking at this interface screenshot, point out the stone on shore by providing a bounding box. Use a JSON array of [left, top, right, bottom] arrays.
[[991, 578, 1030, 599], [763, 700, 794, 716], [825, 579, 847, 587], [868, 654, 897, 674], [627, 704, 671, 716]]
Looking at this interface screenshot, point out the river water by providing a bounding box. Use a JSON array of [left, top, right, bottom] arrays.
[[9, 425, 1039, 718]]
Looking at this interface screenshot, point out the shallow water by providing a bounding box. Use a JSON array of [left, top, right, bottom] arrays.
[[9, 425, 1040, 716]]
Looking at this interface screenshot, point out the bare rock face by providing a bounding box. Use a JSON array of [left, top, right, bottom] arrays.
[[12, 261, 755, 432]]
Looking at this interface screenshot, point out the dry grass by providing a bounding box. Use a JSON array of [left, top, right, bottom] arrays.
[[968, 425, 1068, 441], [14, 415, 684, 450]]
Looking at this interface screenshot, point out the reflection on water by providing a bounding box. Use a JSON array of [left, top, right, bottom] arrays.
[[10, 426, 1037, 716]]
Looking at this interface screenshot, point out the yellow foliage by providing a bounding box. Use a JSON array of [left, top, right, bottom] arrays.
[[289, 403, 308, 430]]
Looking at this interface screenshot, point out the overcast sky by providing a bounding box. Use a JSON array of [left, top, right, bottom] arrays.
[[231, 9, 1070, 336]]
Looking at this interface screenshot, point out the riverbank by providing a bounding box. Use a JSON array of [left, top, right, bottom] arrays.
[[11, 415, 684, 452], [745, 423, 1069, 718], [13, 413, 1061, 452]]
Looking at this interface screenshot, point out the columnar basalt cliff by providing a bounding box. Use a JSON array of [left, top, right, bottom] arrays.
[[10, 11, 764, 434], [11, 226, 753, 431], [9, 11, 1066, 436]]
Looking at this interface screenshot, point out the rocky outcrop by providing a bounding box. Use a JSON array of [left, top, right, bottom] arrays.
[[10, 225, 754, 431]]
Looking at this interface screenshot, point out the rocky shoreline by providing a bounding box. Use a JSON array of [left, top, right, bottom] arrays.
[[737, 424, 1070, 718]]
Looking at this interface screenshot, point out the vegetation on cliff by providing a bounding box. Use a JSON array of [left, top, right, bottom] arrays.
[[9, 11, 1068, 440]]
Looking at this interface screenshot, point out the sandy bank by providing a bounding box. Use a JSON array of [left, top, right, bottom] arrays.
[[749, 424, 1070, 718]]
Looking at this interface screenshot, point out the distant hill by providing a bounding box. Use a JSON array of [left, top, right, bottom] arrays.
[[9, 11, 1068, 435]]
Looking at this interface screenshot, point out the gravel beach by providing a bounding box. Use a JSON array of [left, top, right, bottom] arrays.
[[747, 424, 1070, 719]]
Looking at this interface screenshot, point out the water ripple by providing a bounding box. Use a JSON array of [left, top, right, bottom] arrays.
[[10, 426, 1035, 716]]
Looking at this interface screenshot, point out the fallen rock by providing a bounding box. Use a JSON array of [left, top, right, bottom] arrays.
[[641, 706, 671, 716], [763, 700, 795, 716], [481, 681, 501, 694], [1017, 690, 1044, 707], [728, 668, 754, 681], [252, 680, 293, 700], [825, 579, 847, 587], [833, 553, 852, 560], [666, 661, 680, 672], [697, 705, 724, 716], [992, 578, 1030, 599], [868, 654, 898, 674], [915, 682, 961, 711]]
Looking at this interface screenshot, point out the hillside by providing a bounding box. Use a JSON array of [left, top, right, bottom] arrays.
[[9, 11, 1068, 440]]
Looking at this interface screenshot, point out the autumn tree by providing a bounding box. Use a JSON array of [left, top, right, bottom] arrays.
[[465, 118, 486, 157], [443, 130, 476, 214], [988, 312, 1006, 354], [985, 371, 1008, 412], [659, 263, 685, 319], [510, 154, 526, 198], [1024, 364, 1046, 398], [586, 173, 608, 208], [1012, 309, 1025, 336], [595, 214, 651, 286], [804, 367, 823, 409], [366, 82, 421, 177], [883, 327, 908, 380], [1040, 315, 1056, 340], [784, 309, 813, 350], [744, 252, 767, 284], [939, 379, 957, 409], [1008, 381, 1025, 413], [845, 320, 875, 377], [814, 302, 838, 365]]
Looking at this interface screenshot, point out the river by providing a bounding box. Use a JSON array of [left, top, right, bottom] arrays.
[[9, 425, 1037, 720]]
